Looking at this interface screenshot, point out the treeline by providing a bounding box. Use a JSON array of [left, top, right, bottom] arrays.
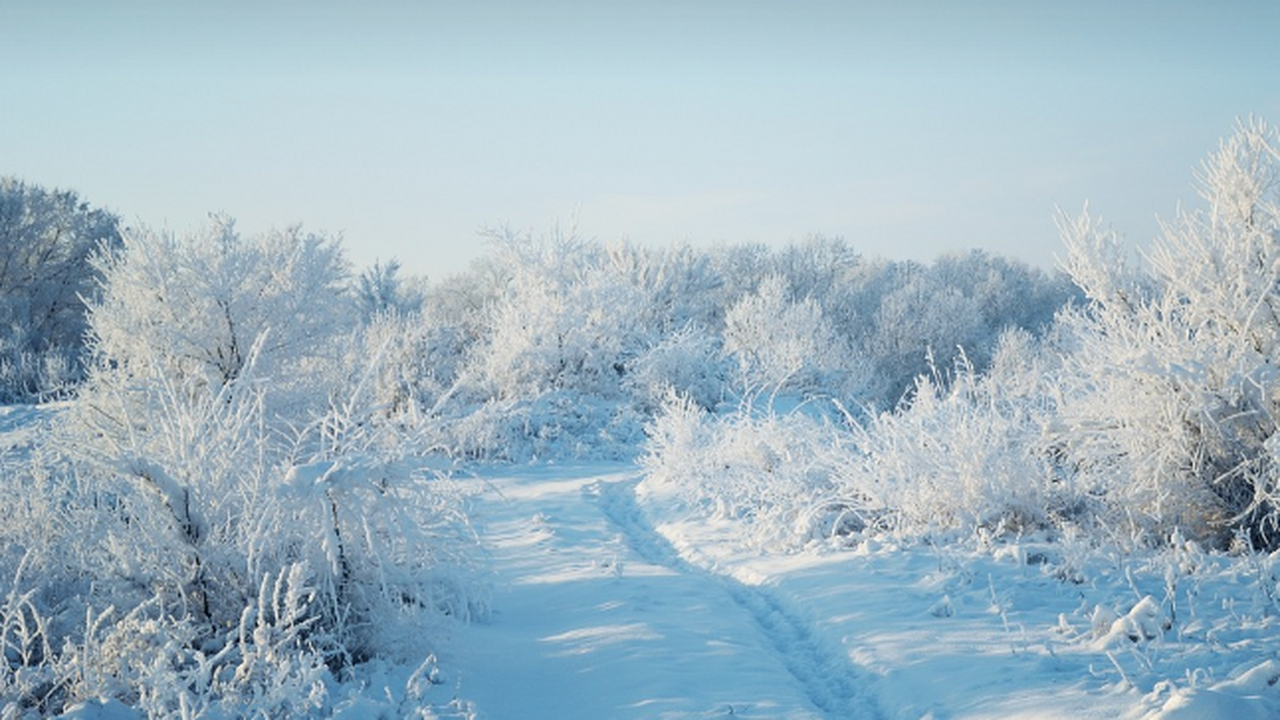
[[346, 229, 1076, 460], [0, 179, 1076, 457]]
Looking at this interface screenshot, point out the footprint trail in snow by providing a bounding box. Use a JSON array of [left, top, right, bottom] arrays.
[[440, 465, 879, 719]]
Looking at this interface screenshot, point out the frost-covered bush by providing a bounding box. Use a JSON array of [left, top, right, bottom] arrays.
[[639, 329, 1082, 550], [0, 558, 59, 715], [418, 228, 730, 460], [723, 274, 873, 398], [0, 215, 484, 714], [62, 356, 478, 649], [0, 344, 81, 404], [640, 392, 864, 550], [49, 569, 334, 717], [624, 323, 727, 413], [17, 360, 482, 713], [349, 309, 470, 422], [0, 368, 480, 716], [840, 333, 1074, 540], [427, 390, 647, 462], [1055, 118, 1280, 549], [467, 228, 659, 400]]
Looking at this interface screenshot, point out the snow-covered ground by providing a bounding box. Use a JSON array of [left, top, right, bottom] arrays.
[[428, 463, 1280, 720], [438, 464, 868, 718]]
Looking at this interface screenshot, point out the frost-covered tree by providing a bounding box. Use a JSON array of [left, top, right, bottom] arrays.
[[84, 215, 353, 407], [723, 274, 871, 398], [468, 228, 655, 400], [0, 177, 119, 400], [353, 258, 426, 320], [1057, 118, 1280, 548]]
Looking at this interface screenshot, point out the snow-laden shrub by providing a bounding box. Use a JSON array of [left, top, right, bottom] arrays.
[[639, 328, 1088, 549], [430, 390, 646, 462], [54, 571, 330, 718], [350, 309, 470, 422], [468, 228, 653, 400], [27, 216, 485, 711], [276, 383, 485, 656], [4, 369, 480, 715], [0, 335, 82, 404], [640, 392, 865, 550], [59, 354, 481, 664], [1055, 118, 1280, 549], [1, 556, 58, 716], [624, 323, 727, 413], [839, 334, 1074, 540], [419, 228, 728, 461]]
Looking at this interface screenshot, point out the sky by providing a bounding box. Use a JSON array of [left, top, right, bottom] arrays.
[[2, 1, 1278, 279]]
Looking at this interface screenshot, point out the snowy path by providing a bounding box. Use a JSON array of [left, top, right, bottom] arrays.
[[437, 465, 1136, 720], [437, 463, 1280, 720], [440, 465, 880, 719]]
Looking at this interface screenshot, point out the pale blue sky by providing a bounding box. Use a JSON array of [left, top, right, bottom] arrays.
[[3, 1, 1277, 277]]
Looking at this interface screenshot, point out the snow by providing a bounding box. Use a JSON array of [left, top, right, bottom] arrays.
[[438, 465, 855, 718], [422, 462, 1280, 720], [58, 699, 140, 720]]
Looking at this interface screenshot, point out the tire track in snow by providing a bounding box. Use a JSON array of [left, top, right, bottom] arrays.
[[594, 477, 884, 720]]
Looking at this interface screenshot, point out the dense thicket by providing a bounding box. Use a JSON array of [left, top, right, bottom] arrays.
[[0, 178, 119, 401]]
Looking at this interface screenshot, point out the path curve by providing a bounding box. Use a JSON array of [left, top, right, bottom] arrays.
[[441, 465, 880, 719], [595, 476, 882, 719]]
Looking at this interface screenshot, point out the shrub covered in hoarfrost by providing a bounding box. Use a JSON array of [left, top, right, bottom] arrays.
[[641, 330, 1082, 550], [1055, 118, 1280, 549], [840, 334, 1076, 540], [624, 323, 727, 413], [640, 392, 870, 551], [722, 275, 874, 399]]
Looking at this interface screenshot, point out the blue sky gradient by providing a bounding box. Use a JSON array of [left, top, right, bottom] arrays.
[[3, 1, 1278, 276]]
